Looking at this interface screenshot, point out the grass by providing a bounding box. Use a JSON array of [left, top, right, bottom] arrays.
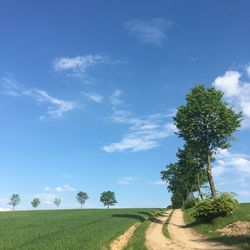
[[184, 203, 250, 249], [0, 208, 161, 250], [162, 209, 174, 239], [125, 209, 164, 250]]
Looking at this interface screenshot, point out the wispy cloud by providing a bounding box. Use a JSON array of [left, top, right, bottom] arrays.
[[212, 68, 250, 127], [24, 89, 76, 119], [34, 193, 57, 205], [0, 77, 76, 119], [55, 185, 76, 192], [82, 91, 104, 103], [52, 54, 110, 78], [148, 180, 166, 186], [117, 176, 135, 185], [124, 18, 173, 46], [213, 149, 250, 189], [102, 90, 176, 153]]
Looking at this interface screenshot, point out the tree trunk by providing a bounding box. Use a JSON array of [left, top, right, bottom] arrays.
[[108, 205, 109, 209], [197, 175, 204, 200], [207, 153, 217, 198]]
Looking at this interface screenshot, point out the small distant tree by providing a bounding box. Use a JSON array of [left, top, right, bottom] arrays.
[[100, 191, 117, 209], [54, 197, 61, 208], [76, 191, 89, 208], [31, 198, 40, 210], [9, 194, 21, 211]]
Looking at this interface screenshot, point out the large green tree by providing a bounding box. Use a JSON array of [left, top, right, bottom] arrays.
[[174, 85, 242, 198], [100, 191, 117, 209]]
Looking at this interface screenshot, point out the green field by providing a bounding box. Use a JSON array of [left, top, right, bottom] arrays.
[[184, 203, 250, 249], [0, 208, 161, 250]]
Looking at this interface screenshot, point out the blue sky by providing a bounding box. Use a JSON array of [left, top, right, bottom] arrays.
[[1, 0, 250, 210]]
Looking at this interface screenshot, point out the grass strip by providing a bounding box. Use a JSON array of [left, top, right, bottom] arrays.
[[125, 209, 164, 250], [162, 209, 174, 239]]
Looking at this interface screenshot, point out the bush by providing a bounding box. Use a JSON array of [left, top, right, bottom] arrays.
[[167, 205, 173, 209], [183, 197, 198, 209], [193, 192, 239, 222]]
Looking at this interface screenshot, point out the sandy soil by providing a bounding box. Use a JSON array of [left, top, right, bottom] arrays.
[[110, 223, 138, 250], [146, 209, 240, 250], [146, 210, 182, 250]]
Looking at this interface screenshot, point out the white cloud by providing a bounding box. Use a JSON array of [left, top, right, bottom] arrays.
[[0, 77, 76, 119], [110, 89, 123, 107], [213, 71, 241, 97], [24, 89, 76, 119], [0, 207, 10, 212], [55, 185, 76, 192], [246, 65, 250, 78], [215, 149, 250, 176], [52, 54, 109, 78], [124, 18, 172, 46], [44, 187, 51, 191], [117, 177, 135, 185], [82, 91, 104, 103], [149, 180, 166, 186], [0, 77, 21, 96], [102, 92, 176, 153], [212, 69, 250, 126], [32, 193, 56, 205]]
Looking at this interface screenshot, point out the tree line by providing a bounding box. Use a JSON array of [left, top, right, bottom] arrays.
[[8, 191, 117, 211], [161, 85, 242, 208]]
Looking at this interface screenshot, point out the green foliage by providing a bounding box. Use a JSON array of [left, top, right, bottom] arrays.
[[54, 197, 61, 208], [31, 198, 40, 209], [193, 193, 239, 222], [0, 208, 160, 249], [76, 191, 89, 208], [174, 85, 242, 153], [166, 205, 173, 209], [174, 85, 242, 197], [8, 194, 21, 211], [100, 191, 117, 208], [183, 197, 198, 209], [171, 192, 183, 209], [184, 203, 250, 249]]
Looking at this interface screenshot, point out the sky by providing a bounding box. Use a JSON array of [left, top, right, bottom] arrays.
[[0, 0, 250, 211]]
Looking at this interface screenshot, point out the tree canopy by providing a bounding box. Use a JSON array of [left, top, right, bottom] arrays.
[[100, 191, 117, 208], [173, 85, 242, 198], [9, 194, 21, 211], [76, 191, 89, 208], [31, 198, 40, 210]]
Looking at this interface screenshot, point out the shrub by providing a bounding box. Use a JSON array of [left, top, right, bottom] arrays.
[[167, 205, 173, 209], [183, 197, 198, 209], [193, 192, 239, 222]]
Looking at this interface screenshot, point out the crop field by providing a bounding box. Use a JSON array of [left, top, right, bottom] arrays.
[[184, 203, 250, 249], [0, 208, 161, 250]]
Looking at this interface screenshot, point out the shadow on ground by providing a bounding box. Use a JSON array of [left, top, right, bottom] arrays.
[[207, 235, 250, 249], [112, 214, 146, 222]]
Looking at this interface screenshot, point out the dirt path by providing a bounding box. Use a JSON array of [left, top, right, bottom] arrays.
[[110, 223, 138, 250], [146, 210, 182, 250], [146, 209, 240, 250]]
